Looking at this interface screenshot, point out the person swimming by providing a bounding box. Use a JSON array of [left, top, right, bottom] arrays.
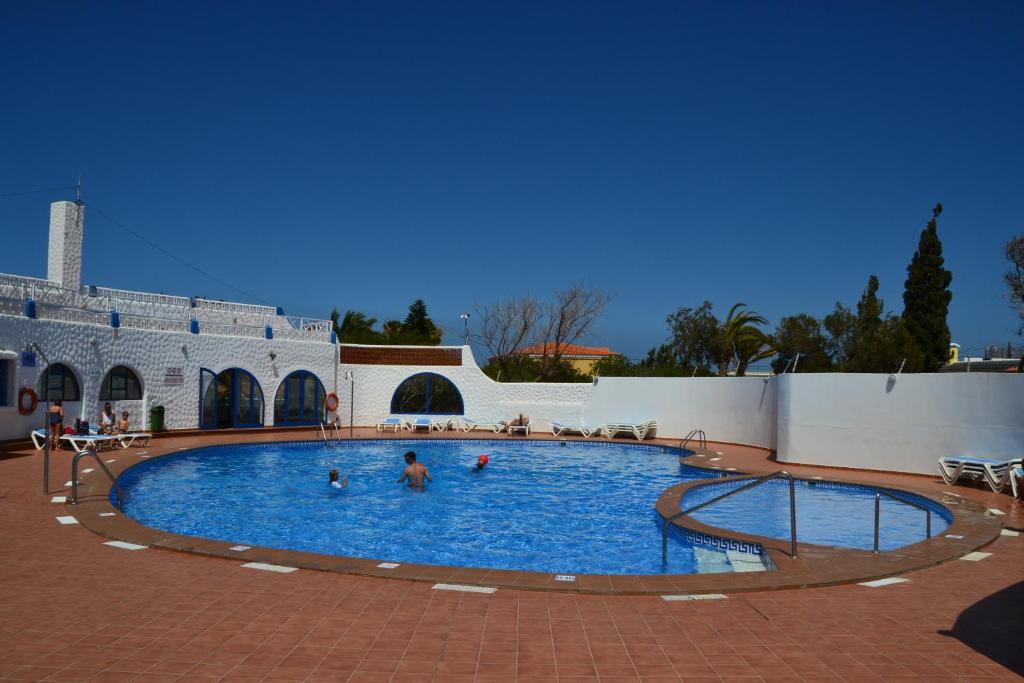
[[471, 454, 488, 472], [329, 469, 347, 490], [397, 451, 432, 488]]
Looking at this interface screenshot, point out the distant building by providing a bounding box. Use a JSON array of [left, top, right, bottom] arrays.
[[513, 343, 618, 375], [942, 342, 1023, 373]]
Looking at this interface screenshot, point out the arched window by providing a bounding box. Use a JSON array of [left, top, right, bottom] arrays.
[[390, 372, 464, 415], [38, 363, 80, 401], [199, 368, 264, 429], [274, 371, 325, 425], [100, 366, 142, 401]]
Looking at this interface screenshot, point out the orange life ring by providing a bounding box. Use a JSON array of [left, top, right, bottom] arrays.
[[17, 387, 38, 415], [324, 392, 340, 412]]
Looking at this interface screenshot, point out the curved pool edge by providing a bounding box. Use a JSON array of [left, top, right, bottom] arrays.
[[66, 435, 1004, 595]]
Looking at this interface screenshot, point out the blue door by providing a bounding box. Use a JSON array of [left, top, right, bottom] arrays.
[[200, 368, 264, 429]]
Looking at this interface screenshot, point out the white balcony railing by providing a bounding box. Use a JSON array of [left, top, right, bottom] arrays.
[[0, 272, 333, 343]]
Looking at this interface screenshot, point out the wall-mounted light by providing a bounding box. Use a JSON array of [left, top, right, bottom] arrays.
[[269, 351, 277, 362]]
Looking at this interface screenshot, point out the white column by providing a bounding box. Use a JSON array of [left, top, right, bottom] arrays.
[[47, 201, 85, 289]]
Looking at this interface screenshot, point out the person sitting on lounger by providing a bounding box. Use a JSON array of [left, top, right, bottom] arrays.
[[329, 469, 347, 490], [98, 403, 116, 434], [117, 411, 130, 433], [397, 451, 431, 488], [510, 414, 528, 428], [47, 400, 63, 449]]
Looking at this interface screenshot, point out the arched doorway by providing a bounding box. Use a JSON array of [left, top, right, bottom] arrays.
[[274, 371, 326, 425], [390, 372, 464, 415], [199, 368, 264, 429]]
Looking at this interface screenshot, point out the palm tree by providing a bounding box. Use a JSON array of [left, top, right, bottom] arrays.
[[716, 303, 774, 376], [330, 309, 381, 344]]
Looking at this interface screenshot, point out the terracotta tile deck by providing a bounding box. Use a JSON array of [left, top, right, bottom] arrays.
[[0, 428, 1021, 681]]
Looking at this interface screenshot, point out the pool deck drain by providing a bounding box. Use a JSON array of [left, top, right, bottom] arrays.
[[241, 562, 297, 573], [433, 583, 497, 594], [661, 593, 727, 601], [859, 577, 910, 588], [104, 541, 146, 550]]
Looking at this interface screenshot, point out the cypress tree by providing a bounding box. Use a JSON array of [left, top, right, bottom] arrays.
[[902, 204, 953, 371]]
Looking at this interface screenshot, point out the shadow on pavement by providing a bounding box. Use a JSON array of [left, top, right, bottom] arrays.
[[940, 579, 1024, 675]]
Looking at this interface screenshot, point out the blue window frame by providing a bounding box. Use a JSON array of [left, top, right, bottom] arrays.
[[38, 363, 80, 401], [200, 367, 264, 429], [274, 371, 326, 425], [390, 372, 464, 415], [0, 360, 9, 407], [100, 366, 142, 401]]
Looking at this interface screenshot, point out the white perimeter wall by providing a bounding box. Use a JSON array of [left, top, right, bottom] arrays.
[[0, 315, 337, 440], [777, 373, 1024, 475], [585, 376, 777, 448], [339, 347, 594, 428]]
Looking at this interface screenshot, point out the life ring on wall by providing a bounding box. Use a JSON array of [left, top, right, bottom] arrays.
[[324, 392, 340, 412], [17, 387, 38, 415]]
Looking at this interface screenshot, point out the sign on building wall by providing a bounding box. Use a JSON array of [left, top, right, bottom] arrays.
[[20, 352, 36, 367], [164, 367, 183, 385]]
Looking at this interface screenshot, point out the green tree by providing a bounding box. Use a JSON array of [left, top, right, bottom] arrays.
[[845, 276, 885, 372], [902, 204, 953, 371], [770, 314, 833, 373], [382, 299, 443, 345], [481, 354, 588, 383], [823, 302, 855, 368], [1006, 234, 1024, 334], [717, 303, 773, 376], [330, 308, 383, 344], [666, 301, 720, 374]]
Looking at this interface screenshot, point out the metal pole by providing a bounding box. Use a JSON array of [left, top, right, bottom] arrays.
[[788, 475, 798, 559], [32, 343, 51, 494], [873, 493, 881, 553]]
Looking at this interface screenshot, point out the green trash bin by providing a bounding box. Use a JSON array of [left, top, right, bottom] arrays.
[[149, 405, 165, 432]]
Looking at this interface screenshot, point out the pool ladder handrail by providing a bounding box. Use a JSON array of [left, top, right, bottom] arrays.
[[662, 470, 797, 567], [678, 428, 707, 451], [874, 490, 931, 553], [319, 421, 340, 442], [70, 446, 124, 510]]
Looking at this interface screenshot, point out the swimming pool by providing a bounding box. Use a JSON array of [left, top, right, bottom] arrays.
[[115, 439, 742, 575], [683, 477, 951, 551]]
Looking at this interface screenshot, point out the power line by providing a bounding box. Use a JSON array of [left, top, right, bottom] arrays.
[[86, 203, 274, 307], [0, 185, 77, 198]]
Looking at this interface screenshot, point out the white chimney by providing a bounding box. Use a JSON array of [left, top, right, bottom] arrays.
[[47, 200, 84, 290]]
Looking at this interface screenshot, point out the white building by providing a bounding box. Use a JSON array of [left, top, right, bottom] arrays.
[[1, 201, 1022, 477]]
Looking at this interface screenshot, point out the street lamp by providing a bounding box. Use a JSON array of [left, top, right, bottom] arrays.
[[459, 313, 470, 345]]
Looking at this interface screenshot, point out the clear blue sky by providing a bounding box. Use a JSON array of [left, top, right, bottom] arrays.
[[1, 1, 1022, 359]]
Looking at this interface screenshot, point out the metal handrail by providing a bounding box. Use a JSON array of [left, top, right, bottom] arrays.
[[874, 490, 932, 552], [662, 471, 797, 566], [70, 447, 124, 510], [319, 421, 340, 442], [678, 428, 707, 451]]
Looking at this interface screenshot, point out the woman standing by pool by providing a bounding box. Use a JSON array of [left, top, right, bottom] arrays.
[[47, 400, 63, 449]]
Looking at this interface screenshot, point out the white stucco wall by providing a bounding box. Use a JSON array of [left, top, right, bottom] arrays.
[[776, 373, 1024, 474], [585, 376, 778, 447], [0, 315, 337, 440], [338, 346, 594, 428]]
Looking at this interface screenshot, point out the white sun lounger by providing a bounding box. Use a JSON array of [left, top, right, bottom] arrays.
[[456, 418, 507, 433], [550, 421, 598, 438], [1010, 462, 1023, 498], [938, 456, 1022, 493], [376, 417, 405, 432], [602, 420, 658, 440], [30, 429, 47, 450], [409, 417, 448, 432], [507, 419, 532, 436], [116, 432, 152, 448], [60, 433, 120, 452]]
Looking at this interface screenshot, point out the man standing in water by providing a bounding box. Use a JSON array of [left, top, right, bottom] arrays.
[[397, 451, 432, 488]]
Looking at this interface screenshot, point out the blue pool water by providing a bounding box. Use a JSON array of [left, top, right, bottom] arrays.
[[684, 477, 951, 551], [116, 440, 730, 575]]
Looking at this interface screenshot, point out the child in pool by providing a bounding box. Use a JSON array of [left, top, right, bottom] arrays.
[[471, 454, 488, 472], [329, 469, 347, 490]]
